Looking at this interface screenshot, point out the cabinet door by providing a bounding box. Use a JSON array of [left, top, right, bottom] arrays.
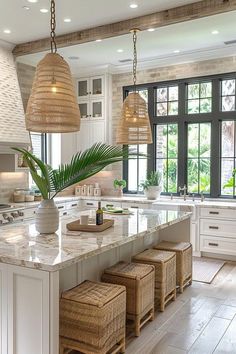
[[0, 264, 7, 354], [90, 99, 104, 120], [79, 102, 89, 120], [77, 78, 89, 98], [90, 121, 106, 145], [77, 121, 91, 152], [7, 266, 50, 354], [90, 76, 104, 98]]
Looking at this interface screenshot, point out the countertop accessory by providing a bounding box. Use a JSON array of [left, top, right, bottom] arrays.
[[60, 280, 126, 354], [36, 199, 59, 234], [116, 29, 152, 145], [25, 0, 80, 133], [94, 187, 101, 197], [66, 218, 114, 232], [140, 171, 162, 200], [80, 215, 89, 225], [13, 143, 136, 234], [103, 206, 133, 215]]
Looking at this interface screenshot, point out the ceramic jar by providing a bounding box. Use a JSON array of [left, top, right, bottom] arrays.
[[35, 199, 59, 234]]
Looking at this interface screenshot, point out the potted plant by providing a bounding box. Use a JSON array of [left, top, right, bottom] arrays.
[[13, 143, 138, 234], [113, 179, 126, 197], [223, 168, 236, 196], [140, 171, 162, 200]]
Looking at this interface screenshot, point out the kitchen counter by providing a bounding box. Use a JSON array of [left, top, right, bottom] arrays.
[[0, 209, 191, 271]]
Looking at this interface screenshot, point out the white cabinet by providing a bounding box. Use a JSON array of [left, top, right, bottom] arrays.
[[77, 76, 104, 99], [121, 202, 150, 209], [0, 264, 7, 354], [77, 120, 106, 152]]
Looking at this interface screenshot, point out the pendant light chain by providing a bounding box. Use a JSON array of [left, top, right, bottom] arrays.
[[50, 0, 57, 53], [133, 30, 137, 91]]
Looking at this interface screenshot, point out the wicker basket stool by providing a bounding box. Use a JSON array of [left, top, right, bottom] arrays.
[[132, 249, 176, 312], [102, 261, 155, 337], [59, 280, 126, 354], [154, 242, 192, 293]]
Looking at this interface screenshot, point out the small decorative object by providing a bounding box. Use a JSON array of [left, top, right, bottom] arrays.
[[114, 179, 126, 197], [87, 185, 94, 196], [96, 201, 103, 225], [140, 171, 162, 200], [25, 0, 80, 133], [81, 185, 87, 196], [116, 29, 152, 145], [75, 186, 82, 196], [94, 187, 101, 197], [13, 143, 138, 234], [80, 215, 89, 225]]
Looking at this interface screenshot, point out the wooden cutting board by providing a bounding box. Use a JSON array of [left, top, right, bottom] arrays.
[[66, 218, 114, 232]]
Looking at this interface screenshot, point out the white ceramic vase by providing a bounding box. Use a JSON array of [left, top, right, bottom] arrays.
[[35, 199, 59, 234], [144, 186, 161, 200]]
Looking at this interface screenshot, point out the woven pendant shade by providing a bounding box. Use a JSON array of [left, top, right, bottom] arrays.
[[116, 92, 153, 145], [26, 53, 80, 133]]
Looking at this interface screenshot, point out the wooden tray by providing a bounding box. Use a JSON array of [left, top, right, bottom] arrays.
[[66, 218, 114, 232]]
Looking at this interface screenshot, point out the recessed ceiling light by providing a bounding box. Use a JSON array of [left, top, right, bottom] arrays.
[[40, 8, 49, 13], [27, 0, 38, 3], [130, 3, 138, 8], [95, 39, 102, 42], [22, 6, 30, 10], [117, 49, 124, 53], [64, 18, 71, 23], [173, 50, 180, 53], [212, 30, 219, 35], [3, 29, 11, 34], [68, 56, 79, 60], [147, 28, 155, 32]]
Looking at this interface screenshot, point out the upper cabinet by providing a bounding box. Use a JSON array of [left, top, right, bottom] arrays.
[[77, 76, 104, 99]]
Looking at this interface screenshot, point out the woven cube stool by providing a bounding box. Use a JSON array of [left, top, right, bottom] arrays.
[[154, 242, 192, 293], [132, 249, 176, 312], [59, 280, 126, 354], [102, 261, 155, 337]]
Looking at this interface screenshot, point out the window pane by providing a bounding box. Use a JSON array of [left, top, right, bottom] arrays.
[[138, 144, 148, 190], [221, 121, 235, 157], [188, 84, 199, 99], [128, 146, 138, 192], [157, 88, 167, 102], [156, 123, 178, 193], [169, 86, 178, 101], [187, 123, 211, 194], [168, 101, 178, 115], [221, 159, 234, 195], [222, 96, 235, 111], [200, 98, 211, 113], [222, 79, 235, 96], [200, 82, 212, 98], [157, 102, 167, 116], [31, 133, 43, 160], [188, 99, 199, 114], [139, 89, 148, 102]]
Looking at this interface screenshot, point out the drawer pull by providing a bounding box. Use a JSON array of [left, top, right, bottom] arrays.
[[71, 203, 77, 207], [209, 226, 219, 230], [131, 206, 139, 209], [209, 211, 219, 215], [63, 212, 67, 216], [58, 206, 64, 210], [86, 203, 94, 206], [208, 242, 219, 247]]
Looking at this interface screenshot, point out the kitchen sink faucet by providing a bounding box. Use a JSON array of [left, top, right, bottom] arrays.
[[179, 185, 188, 201]]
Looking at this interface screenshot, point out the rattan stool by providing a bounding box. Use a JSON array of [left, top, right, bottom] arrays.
[[132, 249, 176, 312], [102, 261, 155, 337], [59, 280, 126, 354], [154, 242, 192, 293]]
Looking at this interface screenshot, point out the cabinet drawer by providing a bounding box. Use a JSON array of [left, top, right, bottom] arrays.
[[200, 235, 236, 256], [82, 200, 98, 209], [200, 218, 236, 238], [200, 207, 236, 220], [66, 201, 80, 210], [121, 202, 150, 209]]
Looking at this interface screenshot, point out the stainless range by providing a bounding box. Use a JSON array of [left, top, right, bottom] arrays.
[[0, 204, 25, 225]]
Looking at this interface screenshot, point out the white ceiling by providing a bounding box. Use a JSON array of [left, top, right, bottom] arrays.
[[17, 11, 236, 75], [0, 0, 199, 44]]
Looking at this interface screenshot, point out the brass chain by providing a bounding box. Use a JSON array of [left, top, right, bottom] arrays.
[[133, 30, 137, 91], [50, 0, 57, 53]]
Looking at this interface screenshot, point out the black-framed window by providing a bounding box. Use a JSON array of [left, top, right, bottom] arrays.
[[30, 133, 47, 163], [123, 72, 236, 198]]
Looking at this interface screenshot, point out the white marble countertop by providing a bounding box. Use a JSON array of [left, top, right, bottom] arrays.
[[0, 209, 191, 272]]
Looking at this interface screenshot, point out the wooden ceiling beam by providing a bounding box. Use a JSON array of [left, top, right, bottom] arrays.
[[13, 0, 236, 57]]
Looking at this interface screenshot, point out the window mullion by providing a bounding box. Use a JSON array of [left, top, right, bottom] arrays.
[[178, 82, 186, 192]]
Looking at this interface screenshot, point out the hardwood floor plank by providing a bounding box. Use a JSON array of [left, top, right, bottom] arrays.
[[188, 317, 230, 354], [214, 315, 236, 353]]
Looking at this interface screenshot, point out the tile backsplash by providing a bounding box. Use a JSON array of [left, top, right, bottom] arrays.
[[0, 172, 28, 202]]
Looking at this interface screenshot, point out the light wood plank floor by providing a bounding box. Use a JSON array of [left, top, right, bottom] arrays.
[[71, 262, 236, 354]]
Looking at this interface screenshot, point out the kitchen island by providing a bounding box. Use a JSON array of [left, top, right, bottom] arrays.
[[0, 208, 191, 354]]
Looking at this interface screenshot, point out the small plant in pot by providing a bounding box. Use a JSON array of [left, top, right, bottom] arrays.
[[13, 143, 139, 234], [140, 171, 162, 200], [113, 179, 126, 197]]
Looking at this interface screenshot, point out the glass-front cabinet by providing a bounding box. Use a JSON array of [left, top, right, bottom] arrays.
[[77, 76, 104, 99]]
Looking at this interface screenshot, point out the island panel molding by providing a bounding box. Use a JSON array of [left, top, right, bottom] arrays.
[[13, 0, 236, 56]]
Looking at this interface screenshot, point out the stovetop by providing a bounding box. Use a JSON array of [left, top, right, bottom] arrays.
[[0, 204, 25, 225]]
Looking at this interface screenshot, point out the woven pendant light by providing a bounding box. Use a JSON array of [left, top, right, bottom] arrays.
[[116, 29, 152, 145], [25, 0, 80, 133]]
